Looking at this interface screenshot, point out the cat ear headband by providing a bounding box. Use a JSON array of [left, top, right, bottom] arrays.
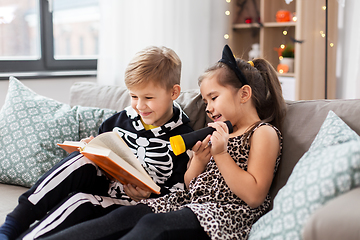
[[218, 44, 249, 86]]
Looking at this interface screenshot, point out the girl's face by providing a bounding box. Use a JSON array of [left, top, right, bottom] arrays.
[[129, 81, 178, 127], [200, 72, 241, 124]]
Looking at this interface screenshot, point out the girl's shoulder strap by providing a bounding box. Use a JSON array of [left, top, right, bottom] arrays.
[[247, 122, 282, 142]]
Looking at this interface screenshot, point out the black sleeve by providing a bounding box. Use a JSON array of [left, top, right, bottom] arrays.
[[98, 111, 124, 135]]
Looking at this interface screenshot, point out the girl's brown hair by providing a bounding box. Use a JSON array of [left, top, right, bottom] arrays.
[[198, 58, 286, 132]]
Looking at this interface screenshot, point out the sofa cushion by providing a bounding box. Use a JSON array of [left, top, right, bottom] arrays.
[[0, 78, 117, 188], [0, 77, 80, 187], [0, 184, 27, 224], [77, 106, 117, 139], [249, 110, 360, 239], [302, 187, 360, 240], [270, 99, 360, 200]]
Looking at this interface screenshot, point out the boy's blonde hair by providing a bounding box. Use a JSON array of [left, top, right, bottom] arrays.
[[125, 46, 181, 90]]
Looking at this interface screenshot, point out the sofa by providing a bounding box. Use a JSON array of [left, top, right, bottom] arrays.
[[1, 79, 360, 239]]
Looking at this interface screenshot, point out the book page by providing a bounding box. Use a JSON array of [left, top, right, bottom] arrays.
[[81, 146, 160, 194], [86, 132, 150, 179]]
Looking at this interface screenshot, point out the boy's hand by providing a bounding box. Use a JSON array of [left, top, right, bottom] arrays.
[[80, 136, 94, 144], [124, 184, 151, 202], [207, 122, 229, 156]]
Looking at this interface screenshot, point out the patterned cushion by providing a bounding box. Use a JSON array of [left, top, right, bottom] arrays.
[[0, 77, 79, 187], [76, 106, 117, 139], [249, 110, 360, 240], [0, 77, 117, 187]]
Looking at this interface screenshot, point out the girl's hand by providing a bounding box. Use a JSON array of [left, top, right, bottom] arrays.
[[184, 135, 212, 188], [207, 122, 229, 156], [123, 184, 151, 202], [191, 134, 212, 167]]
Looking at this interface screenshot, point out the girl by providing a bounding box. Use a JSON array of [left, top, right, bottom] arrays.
[[41, 44, 286, 240]]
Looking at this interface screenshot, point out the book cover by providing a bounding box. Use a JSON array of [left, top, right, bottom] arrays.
[[58, 132, 160, 194]]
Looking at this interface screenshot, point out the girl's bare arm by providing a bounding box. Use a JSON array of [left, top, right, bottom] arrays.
[[213, 125, 280, 208]]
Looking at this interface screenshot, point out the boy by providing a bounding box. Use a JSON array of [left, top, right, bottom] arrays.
[[0, 46, 193, 240]]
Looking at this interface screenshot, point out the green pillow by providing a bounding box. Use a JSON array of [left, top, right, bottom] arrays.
[[76, 106, 117, 140], [0, 77, 79, 187], [249, 110, 360, 239]]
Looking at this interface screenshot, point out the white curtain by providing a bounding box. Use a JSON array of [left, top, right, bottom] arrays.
[[336, 0, 360, 99], [97, 0, 228, 90]]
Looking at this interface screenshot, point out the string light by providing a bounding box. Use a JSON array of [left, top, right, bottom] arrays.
[[317, 6, 335, 48], [283, 30, 288, 36], [224, 0, 231, 40], [280, 44, 285, 49]]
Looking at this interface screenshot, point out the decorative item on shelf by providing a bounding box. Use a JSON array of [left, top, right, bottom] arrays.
[[235, 0, 262, 27], [277, 64, 289, 74], [276, 10, 291, 22], [245, 17, 252, 23], [276, 44, 294, 73], [248, 43, 260, 60]]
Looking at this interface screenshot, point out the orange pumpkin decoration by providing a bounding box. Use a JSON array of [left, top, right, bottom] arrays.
[[276, 10, 291, 22], [277, 64, 289, 74]]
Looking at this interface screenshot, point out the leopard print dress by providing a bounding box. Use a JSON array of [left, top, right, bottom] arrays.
[[142, 122, 282, 240]]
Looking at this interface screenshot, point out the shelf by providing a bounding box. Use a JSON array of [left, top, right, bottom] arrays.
[[233, 23, 261, 29], [233, 21, 296, 30], [277, 73, 295, 77], [229, 0, 338, 100], [263, 22, 296, 27]]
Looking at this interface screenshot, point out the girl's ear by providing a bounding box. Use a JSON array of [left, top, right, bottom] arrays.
[[239, 85, 252, 103], [171, 84, 181, 100]]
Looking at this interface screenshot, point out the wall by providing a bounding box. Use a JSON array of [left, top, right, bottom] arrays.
[[0, 77, 96, 108], [336, 1, 360, 99]]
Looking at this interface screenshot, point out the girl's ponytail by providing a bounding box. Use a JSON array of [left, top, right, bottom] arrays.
[[251, 59, 286, 131]]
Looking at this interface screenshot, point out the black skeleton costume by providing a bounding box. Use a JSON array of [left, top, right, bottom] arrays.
[[9, 103, 193, 239], [99, 104, 193, 204]]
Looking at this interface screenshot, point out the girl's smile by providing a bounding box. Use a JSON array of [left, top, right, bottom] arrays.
[[200, 72, 240, 125]]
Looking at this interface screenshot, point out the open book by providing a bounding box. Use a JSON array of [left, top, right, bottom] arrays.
[[58, 132, 160, 194]]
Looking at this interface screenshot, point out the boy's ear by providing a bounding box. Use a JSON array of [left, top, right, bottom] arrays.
[[239, 85, 252, 103], [171, 84, 181, 100]]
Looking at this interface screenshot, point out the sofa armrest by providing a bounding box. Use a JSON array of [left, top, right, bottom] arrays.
[[302, 187, 360, 240], [0, 184, 28, 224]]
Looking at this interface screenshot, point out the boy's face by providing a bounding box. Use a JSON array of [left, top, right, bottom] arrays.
[[129, 81, 180, 127]]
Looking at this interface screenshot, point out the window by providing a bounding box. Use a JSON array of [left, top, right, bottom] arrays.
[[0, 0, 99, 77]]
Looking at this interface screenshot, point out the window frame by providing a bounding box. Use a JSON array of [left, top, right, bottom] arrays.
[[0, 0, 97, 78]]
